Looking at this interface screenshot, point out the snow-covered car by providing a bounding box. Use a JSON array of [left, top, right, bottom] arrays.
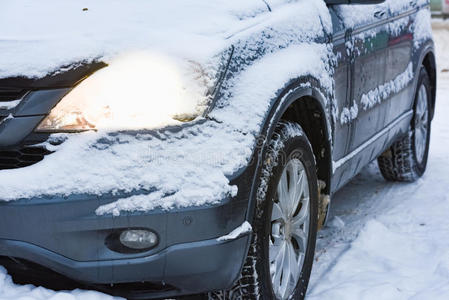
[[0, 0, 436, 299]]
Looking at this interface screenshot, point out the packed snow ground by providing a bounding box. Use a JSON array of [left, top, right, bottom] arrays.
[[0, 17, 448, 300], [307, 22, 449, 300]]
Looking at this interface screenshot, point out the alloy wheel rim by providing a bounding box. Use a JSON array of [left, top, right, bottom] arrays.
[[414, 84, 429, 164], [269, 159, 310, 300]]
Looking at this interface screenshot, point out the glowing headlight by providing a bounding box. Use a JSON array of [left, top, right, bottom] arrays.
[[36, 52, 213, 132]]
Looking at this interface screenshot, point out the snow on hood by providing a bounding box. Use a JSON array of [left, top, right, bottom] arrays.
[[0, 0, 431, 215], [0, 0, 333, 213], [0, 43, 333, 211], [0, 0, 273, 79], [0, 0, 301, 131]]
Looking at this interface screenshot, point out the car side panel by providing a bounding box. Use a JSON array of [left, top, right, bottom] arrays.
[[330, 7, 351, 162], [384, 6, 417, 129], [348, 7, 390, 154], [330, 4, 435, 193], [331, 4, 390, 191], [329, 3, 433, 193]]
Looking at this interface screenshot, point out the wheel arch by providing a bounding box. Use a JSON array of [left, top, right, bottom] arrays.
[[279, 95, 332, 196], [246, 76, 333, 228], [418, 45, 437, 120]]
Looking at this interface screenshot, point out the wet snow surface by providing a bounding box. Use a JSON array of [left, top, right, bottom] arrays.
[[0, 16, 448, 300], [307, 23, 449, 300]]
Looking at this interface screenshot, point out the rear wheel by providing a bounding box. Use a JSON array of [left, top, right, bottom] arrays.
[[209, 122, 318, 300], [378, 67, 432, 182]]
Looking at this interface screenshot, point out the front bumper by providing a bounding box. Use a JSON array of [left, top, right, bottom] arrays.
[[0, 191, 250, 298]]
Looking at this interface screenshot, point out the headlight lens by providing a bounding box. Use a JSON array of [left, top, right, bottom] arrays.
[[36, 98, 99, 132], [36, 52, 213, 132]]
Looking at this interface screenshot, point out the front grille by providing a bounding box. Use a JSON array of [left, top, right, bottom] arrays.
[[0, 146, 52, 170], [0, 87, 28, 102]]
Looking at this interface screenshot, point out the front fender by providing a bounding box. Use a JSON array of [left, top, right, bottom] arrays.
[[235, 76, 332, 224]]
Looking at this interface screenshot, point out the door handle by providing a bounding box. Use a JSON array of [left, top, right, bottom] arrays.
[[374, 10, 386, 19]]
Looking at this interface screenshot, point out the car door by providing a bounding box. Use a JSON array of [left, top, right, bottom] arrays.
[[346, 3, 391, 155], [329, 8, 352, 164], [383, 2, 416, 127], [329, 3, 391, 189]]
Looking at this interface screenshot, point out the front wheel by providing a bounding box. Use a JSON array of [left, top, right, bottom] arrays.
[[209, 122, 318, 300]]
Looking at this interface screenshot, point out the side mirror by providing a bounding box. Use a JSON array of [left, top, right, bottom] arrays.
[[325, 0, 385, 4]]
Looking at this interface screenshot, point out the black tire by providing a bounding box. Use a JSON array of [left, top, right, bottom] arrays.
[[209, 122, 318, 300], [377, 66, 432, 182]]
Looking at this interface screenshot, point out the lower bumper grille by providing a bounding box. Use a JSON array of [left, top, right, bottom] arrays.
[[0, 256, 178, 298], [0, 146, 52, 170]]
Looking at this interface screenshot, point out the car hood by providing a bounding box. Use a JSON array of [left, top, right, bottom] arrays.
[[0, 0, 282, 83], [0, 0, 334, 212]]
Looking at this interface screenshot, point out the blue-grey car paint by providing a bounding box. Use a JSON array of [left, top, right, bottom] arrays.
[[0, 89, 70, 147], [14, 88, 70, 117], [0, 116, 45, 147], [0, 2, 437, 299]]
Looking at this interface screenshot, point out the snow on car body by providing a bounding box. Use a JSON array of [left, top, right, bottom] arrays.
[[0, 0, 436, 299]]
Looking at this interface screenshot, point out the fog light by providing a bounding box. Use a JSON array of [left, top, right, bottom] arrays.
[[119, 229, 158, 250]]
